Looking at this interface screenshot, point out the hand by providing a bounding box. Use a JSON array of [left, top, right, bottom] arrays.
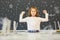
[[21, 11, 25, 15], [43, 10, 48, 14]]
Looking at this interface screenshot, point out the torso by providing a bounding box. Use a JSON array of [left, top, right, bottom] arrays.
[[26, 17, 41, 30]]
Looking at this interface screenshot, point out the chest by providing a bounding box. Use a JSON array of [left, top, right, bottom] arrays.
[[27, 17, 40, 24]]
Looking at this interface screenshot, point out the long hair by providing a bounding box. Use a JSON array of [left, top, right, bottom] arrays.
[[28, 6, 40, 17]]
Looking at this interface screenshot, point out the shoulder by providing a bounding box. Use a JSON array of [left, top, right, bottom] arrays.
[[36, 17, 41, 18], [24, 17, 30, 19]]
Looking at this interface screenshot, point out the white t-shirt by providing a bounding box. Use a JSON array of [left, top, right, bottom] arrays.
[[19, 13, 48, 30]]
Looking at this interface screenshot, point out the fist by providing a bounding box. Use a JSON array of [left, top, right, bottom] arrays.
[[21, 11, 25, 14], [21, 11, 25, 15], [43, 10, 48, 14]]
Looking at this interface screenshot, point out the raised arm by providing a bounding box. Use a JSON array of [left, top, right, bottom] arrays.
[[40, 10, 49, 22], [19, 11, 27, 22]]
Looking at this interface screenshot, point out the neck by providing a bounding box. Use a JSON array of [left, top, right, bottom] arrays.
[[31, 16, 36, 17]]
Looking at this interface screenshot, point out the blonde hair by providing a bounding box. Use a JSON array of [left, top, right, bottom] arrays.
[[28, 6, 40, 17]]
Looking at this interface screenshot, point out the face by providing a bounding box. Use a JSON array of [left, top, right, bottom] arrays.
[[31, 8, 37, 17]]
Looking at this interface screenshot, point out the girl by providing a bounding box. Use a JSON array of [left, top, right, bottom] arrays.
[[19, 6, 48, 32]]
